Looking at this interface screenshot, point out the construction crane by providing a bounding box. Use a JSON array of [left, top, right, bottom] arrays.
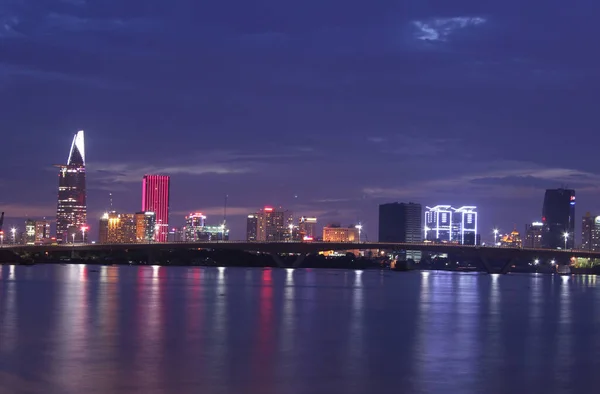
[[0, 212, 4, 240]]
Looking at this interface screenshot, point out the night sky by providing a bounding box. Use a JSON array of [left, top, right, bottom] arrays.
[[1, 1, 599, 242]]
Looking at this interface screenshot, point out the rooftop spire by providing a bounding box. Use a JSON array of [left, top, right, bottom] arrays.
[[67, 130, 85, 165]]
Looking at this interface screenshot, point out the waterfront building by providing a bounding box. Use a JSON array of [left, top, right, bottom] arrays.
[[142, 175, 170, 242], [99, 213, 110, 244], [135, 211, 156, 243], [246, 214, 258, 241], [256, 206, 292, 242], [184, 212, 207, 241], [424, 205, 478, 244], [197, 225, 229, 241], [379, 202, 423, 261], [379, 202, 422, 243], [581, 212, 600, 251], [24, 219, 36, 245], [106, 212, 136, 244], [500, 229, 522, 248], [56, 130, 87, 243], [541, 188, 575, 249], [524, 222, 543, 249], [34, 220, 51, 244], [323, 224, 359, 242], [298, 217, 317, 240]]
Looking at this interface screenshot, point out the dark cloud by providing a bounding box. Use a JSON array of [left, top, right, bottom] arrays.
[[1, 0, 600, 241]]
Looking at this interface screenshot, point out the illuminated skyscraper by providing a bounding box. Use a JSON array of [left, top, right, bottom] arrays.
[[424, 205, 477, 245], [142, 175, 170, 242], [542, 188, 575, 249], [56, 130, 87, 244], [256, 207, 291, 241]]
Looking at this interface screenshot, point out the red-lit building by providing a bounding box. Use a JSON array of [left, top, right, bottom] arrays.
[[142, 175, 170, 242]]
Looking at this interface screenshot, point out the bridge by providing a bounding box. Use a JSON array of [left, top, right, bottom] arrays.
[[3, 241, 598, 273]]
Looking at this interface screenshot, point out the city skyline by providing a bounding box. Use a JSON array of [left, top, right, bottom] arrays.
[[0, 130, 596, 244], [2, 1, 600, 242]]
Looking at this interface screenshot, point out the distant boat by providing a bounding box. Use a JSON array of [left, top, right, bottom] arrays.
[[390, 260, 413, 271], [557, 265, 572, 275]]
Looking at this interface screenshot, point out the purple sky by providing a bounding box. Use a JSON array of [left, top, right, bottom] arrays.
[[1, 0, 599, 242]]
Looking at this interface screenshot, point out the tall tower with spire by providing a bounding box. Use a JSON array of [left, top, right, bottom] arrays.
[[56, 130, 87, 243]]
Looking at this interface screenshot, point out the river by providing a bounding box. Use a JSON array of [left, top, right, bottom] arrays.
[[0, 265, 599, 393]]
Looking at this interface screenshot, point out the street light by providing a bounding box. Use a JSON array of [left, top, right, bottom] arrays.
[[534, 259, 540, 265], [563, 232, 569, 250], [0, 232, 3, 246], [10, 227, 16, 244], [72, 233, 76, 244], [81, 226, 88, 244], [355, 224, 363, 243], [493, 229, 499, 246]]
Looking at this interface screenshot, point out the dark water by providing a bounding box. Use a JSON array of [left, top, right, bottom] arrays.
[[1, 265, 599, 394]]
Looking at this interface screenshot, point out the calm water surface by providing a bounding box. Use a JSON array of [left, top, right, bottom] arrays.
[[1, 265, 599, 394]]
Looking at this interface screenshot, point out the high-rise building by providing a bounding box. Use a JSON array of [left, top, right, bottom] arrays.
[[524, 222, 543, 249], [106, 212, 136, 244], [323, 224, 359, 242], [34, 220, 51, 244], [581, 213, 600, 251], [424, 205, 453, 242], [256, 206, 291, 241], [246, 214, 258, 241], [99, 213, 109, 244], [135, 211, 156, 243], [24, 219, 36, 245], [379, 202, 423, 261], [379, 202, 422, 243], [542, 188, 575, 249], [56, 130, 87, 244], [184, 212, 206, 241], [424, 205, 478, 244], [142, 175, 170, 242], [298, 217, 317, 240]]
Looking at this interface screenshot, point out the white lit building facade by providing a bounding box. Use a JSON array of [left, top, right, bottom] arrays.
[[424, 205, 478, 245]]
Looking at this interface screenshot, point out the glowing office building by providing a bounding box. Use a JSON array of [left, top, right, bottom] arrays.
[[142, 175, 170, 242], [184, 212, 207, 241], [424, 205, 478, 245], [56, 130, 87, 244], [298, 217, 317, 240]]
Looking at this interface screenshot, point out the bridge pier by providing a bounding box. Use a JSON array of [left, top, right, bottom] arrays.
[[147, 249, 157, 265], [270, 253, 308, 268], [500, 257, 517, 274], [480, 256, 516, 274]]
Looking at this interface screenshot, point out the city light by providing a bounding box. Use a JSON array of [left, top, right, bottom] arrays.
[[81, 225, 88, 244], [534, 259, 540, 265], [493, 229, 499, 246], [355, 223, 362, 243], [10, 227, 16, 244], [563, 232, 569, 250]]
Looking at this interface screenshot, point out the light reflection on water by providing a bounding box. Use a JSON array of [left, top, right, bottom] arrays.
[[0, 265, 599, 394]]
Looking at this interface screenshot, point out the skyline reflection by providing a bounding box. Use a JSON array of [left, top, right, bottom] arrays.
[[1, 266, 599, 394]]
